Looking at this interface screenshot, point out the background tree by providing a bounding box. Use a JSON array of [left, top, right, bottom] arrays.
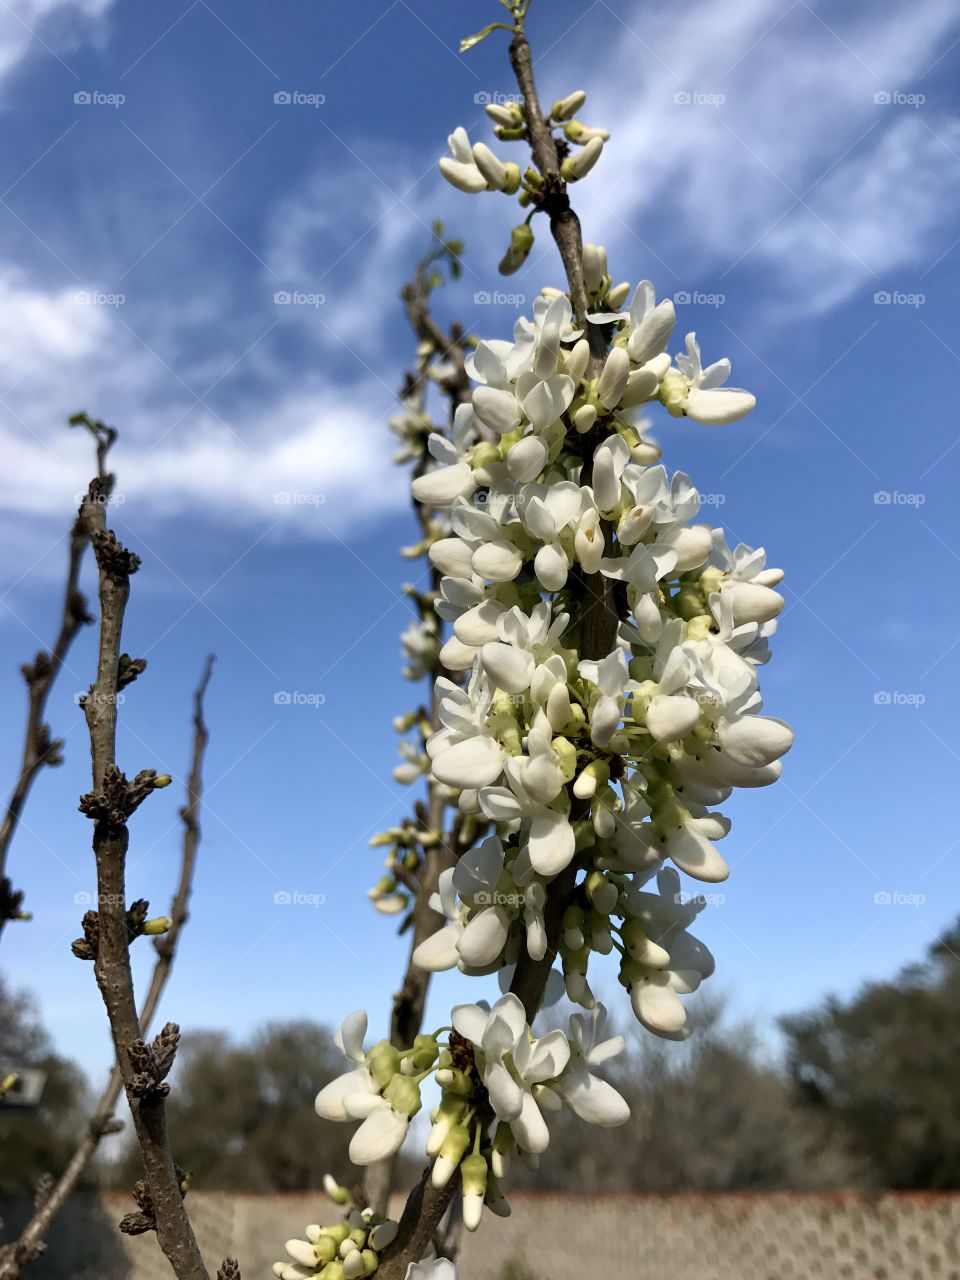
[[0, 977, 88, 1194], [510, 997, 863, 1192], [782, 920, 960, 1189], [112, 1022, 397, 1193]]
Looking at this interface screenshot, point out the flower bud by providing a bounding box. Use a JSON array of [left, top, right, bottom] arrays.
[[431, 1122, 471, 1187], [368, 1219, 398, 1251], [582, 243, 608, 295], [500, 222, 535, 276], [434, 1066, 474, 1095], [383, 1073, 422, 1118], [606, 281, 631, 310], [573, 758, 609, 800], [485, 101, 522, 128], [564, 120, 610, 144], [460, 1152, 488, 1232], [561, 136, 603, 182], [551, 89, 587, 120], [141, 916, 172, 935], [366, 1040, 401, 1088], [285, 1239, 317, 1267], [323, 1174, 351, 1205]]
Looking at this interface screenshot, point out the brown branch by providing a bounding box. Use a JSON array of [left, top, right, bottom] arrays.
[[0, 416, 116, 941], [77, 485, 209, 1280], [0, 656, 215, 1280], [363, 262, 476, 1216]]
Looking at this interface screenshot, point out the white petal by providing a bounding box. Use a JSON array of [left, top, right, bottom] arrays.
[[315, 1067, 375, 1122], [646, 693, 700, 742], [412, 923, 462, 972], [507, 435, 549, 482], [562, 1070, 630, 1126], [718, 715, 794, 767], [429, 537, 475, 578], [458, 907, 511, 967], [481, 641, 535, 694], [438, 635, 477, 672], [411, 465, 477, 508], [349, 1108, 409, 1165], [521, 374, 575, 430], [485, 1061, 524, 1121], [451, 1001, 491, 1045], [685, 386, 756, 425], [438, 156, 488, 193], [472, 540, 523, 582], [527, 811, 575, 876], [510, 1090, 551, 1153], [666, 821, 729, 883], [454, 599, 506, 646], [432, 736, 504, 788], [336, 1010, 368, 1063], [473, 386, 520, 434], [725, 581, 784, 625], [632, 977, 687, 1034], [534, 541, 569, 591]]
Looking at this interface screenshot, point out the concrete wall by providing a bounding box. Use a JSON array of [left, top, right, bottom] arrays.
[[3, 1191, 960, 1280]]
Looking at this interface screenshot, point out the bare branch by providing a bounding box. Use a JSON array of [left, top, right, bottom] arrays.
[[0, 415, 115, 940], [77, 488, 209, 1280], [0, 656, 215, 1280]]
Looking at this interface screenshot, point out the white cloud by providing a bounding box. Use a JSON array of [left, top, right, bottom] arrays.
[[564, 0, 960, 312], [0, 0, 113, 84], [0, 270, 408, 540]]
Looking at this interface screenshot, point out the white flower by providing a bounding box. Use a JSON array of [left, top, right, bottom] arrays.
[[452, 994, 569, 1154], [480, 603, 569, 695], [662, 332, 756, 425], [405, 1261, 458, 1280], [439, 127, 489, 193], [555, 1005, 630, 1126], [578, 648, 630, 748]]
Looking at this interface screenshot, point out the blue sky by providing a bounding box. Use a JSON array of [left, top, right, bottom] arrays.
[[1, 0, 959, 1082]]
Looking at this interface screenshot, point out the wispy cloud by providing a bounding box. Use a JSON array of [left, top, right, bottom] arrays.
[[560, 0, 960, 311]]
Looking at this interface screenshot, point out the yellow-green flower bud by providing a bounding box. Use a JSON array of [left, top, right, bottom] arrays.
[[367, 1040, 401, 1088], [142, 916, 171, 936], [431, 1122, 471, 1187], [551, 90, 587, 120], [500, 223, 534, 277], [384, 1073, 421, 1118]]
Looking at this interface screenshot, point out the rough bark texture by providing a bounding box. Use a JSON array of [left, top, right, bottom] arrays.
[[79, 488, 210, 1280]]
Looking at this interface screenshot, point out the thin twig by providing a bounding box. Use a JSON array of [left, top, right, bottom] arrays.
[[363, 258, 476, 1216], [0, 657, 215, 1280], [77, 483, 209, 1280], [0, 416, 116, 940]]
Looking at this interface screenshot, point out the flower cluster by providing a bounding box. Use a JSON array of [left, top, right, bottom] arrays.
[[307, 38, 791, 1276], [315, 997, 628, 1232], [439, 89, 610, 275], [404, 245, 787, 1036], [272, 1178, 400, 1280]]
